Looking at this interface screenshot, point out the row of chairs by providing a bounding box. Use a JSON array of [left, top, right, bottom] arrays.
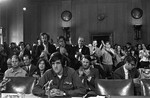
[[1, 77, 150, 96], [1, 77, 35, 94], [95, 79, 150, 96]]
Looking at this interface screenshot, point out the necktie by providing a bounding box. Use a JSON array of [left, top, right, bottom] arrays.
[[27, 66, 30, 73], [79, 48, 82, 53], [128, 71, 131, 79]]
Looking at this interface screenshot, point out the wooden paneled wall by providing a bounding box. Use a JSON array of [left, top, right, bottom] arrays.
[[1, 0, 150, 45]]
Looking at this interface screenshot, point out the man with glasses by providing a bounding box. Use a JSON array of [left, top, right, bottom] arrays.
[[113, 55, 139, 79]]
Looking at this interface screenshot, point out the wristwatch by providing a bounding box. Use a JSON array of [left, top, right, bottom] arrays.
[[63, 92, 66, 96]]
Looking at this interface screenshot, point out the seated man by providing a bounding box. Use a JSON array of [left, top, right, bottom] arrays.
[[77, 55, 100, 91], [113, 55, 141, 95], [113, 55, 139, 79], [22, 55, 37, 77], [32, 52, 86, 97], [4, 55, 27, 78]]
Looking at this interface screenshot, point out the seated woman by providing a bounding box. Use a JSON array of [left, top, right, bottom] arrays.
[[77, 55, 100, 92], [33, 58, 50, 80]]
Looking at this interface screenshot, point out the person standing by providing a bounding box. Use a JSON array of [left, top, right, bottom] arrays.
[[95, 41, 116, 78], [35, 32, 56, 60], [73, 37, 90, 70]]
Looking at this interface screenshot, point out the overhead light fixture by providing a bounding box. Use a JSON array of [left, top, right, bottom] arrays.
[[23, 7, 26, 11]]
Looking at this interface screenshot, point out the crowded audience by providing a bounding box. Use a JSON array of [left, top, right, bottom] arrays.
[[1, 32, 150, 97]]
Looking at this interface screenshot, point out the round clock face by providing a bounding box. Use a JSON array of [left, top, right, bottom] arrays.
[[131, 8, 143, 19], [61, 10, 72, 21]]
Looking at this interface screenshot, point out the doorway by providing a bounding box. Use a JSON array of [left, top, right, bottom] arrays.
[[91, 33, 113, 47]]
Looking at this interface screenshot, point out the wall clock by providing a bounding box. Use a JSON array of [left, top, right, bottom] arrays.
[[61, 10, 72, 21], [131, 8, 143, 19]]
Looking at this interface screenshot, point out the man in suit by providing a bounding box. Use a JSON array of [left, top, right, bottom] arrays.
[[73, 37, 90, 70], [23, 55, 37, 77], [113, 55, 139, 79], [74, 37, 90, 57]]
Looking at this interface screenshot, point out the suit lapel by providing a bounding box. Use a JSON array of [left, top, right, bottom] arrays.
[[120, 67, 126, 79]]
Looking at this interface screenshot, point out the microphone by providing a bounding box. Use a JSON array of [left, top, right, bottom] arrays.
[[0, 78, 11, 91], [0, 78, 11, 87], [44, 80, 53, 97], [44, 80, 53, 89]]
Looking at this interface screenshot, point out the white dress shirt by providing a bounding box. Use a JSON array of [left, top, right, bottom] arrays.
[[123, 65, 129, 79]]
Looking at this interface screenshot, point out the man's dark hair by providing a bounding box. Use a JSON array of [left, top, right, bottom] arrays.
[[124, 55, 136, 64], [23, 54, 31, 60], [49, 52, 65, 67], [40, 32, 50, 41], [57, 36, 66, 42], [126, 42, 132, 46], [10, 42, 16, 46], [82, 55, 91, 62], [19, 42, 25, 47]]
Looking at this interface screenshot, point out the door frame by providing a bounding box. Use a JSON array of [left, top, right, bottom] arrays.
[[91, 32, 114, 46]]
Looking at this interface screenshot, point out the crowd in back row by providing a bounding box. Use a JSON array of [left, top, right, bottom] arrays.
[[0, 32, 150, 78]]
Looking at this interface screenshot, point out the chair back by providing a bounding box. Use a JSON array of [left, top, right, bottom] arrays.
[[0, 72, 4, 83], [2, 77, 36, 94], [95, 79, 134, 96], [140, 79, 150, 96]]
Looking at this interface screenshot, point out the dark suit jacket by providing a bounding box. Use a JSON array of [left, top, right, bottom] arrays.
[[113, 66, 140, 79], [73, 45, 90, 55], [22, 64, 38, 77]]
